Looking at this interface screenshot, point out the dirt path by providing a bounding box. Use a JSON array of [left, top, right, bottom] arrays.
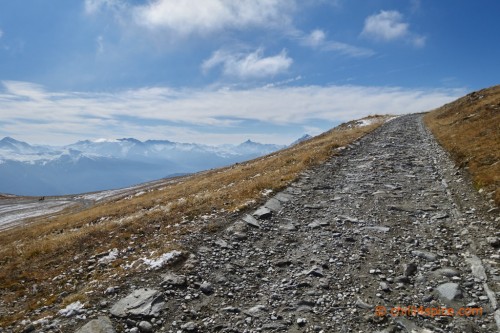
[[29, 114, 500, 332]]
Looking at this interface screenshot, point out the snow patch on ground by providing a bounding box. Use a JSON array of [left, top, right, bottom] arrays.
[[0, 200, 75, 230], [141, 250, 182, 269], [98, 248, 119, 264], [261, 189, 273, 196], [58, 301, 84, 317], [356, 118, 376, 127]]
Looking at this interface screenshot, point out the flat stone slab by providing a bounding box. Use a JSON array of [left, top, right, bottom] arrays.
[[431, 267, 460, 278], [161, 272, 187, 287], [280, 223, 297, 231], [110, 289, 165, 318], [76, 316, 115, 333], [307, 220, 322, 229], [245, 304, 268, 317], [252, 207, 272, 220], [264, 198, 282, 212], [466, 255, 487, 280], [242, 214, 261, 227], [274, 192, 292, 202], [412, 250, 437, 261], [363, 226, 390, 233], [436, 282, 462, 301]]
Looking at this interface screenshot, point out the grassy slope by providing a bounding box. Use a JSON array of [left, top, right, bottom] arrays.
[[0, 115, 389, 327], [424, 85, 500, 206]]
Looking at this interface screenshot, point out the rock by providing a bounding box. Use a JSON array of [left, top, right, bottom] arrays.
[[280, 222, 297, 231], [274, 259, 292, 267], [245, 305, 268, 317], [180, 321, 197, 331], [200, 282, 213, 295], [226, 220, 247, 233], [242, 214, 261, 227], [275, 192, 292, 202], [305, 266, 324, 277], [422, 295, 433, 302], [388, 205, 415, 213], [403, 263, 418, 277], [487, 236, 500, 248], [233, 231, 247, 240], [214, 239, 229, 248], [110, 289, 165, 318], [412, 250, 437, 261], [297, 318, 307, 327], [355, 298, 373, 310], [21, 324, 35, 333], [182, 253, 199, 272], [380, 282, 390, 292], [454, 318, 481, 333], [363, 226, 390, 233], [432, 212, 449, 219], [221, 306, 240, 313], [466, 255, 487, 280], [253, 206, 272, 219], [338, 215, 359, 223], [395, 275, 410, 284], [75, 316, 115, 333], [307, 220, 321, 229], [162, 273, 187, 287], [264, 198, 282, 212], [436, 282, 463, 301], [431, 267, 460, 278], [138, 321, 153, 333]]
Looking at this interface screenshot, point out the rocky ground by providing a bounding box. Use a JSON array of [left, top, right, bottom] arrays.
[[9, 114, 500, 333]]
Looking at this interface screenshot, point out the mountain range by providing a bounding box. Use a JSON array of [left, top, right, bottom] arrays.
[[0, 136, 296, 196]]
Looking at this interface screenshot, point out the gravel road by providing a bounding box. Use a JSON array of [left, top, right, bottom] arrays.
[[27, 114, 500, 333]]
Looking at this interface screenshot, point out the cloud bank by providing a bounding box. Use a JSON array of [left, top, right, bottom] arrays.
[[0, 81, 461, 145]]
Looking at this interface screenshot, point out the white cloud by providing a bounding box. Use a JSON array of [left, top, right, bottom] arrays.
[[96, 35, 104, 53], [412, 35, 426, 48], [301, 29, 374, 57], [133, 0, 295, 36], [202, 48, 293, 79], [362, 11, 409, 41], [0, 29, 3, 39], [362, 10, 425, 47], [305, 29, 326, 47], [0, 80, 462, 145], [84, 0, 121, 15]]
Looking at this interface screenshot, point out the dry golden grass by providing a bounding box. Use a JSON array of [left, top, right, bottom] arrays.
[[0, 115, 389, 327], [424, 85, 500, 205]]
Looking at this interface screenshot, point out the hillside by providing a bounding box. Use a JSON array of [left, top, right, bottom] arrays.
[[0, 115, 389, 330], [424, 85, 500, 206]]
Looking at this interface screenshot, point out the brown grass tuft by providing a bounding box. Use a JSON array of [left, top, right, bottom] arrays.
[[424, 85, 500, 205]]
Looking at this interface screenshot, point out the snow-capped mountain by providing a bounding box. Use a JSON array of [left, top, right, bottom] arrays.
[[0, 137, 287, 196], [290, 134, 312, 146]]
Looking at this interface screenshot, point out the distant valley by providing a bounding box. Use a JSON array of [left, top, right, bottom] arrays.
[[0, 136, 296, 196]]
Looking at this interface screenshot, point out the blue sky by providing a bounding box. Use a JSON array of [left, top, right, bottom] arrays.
[[0, 0, 498, 145]]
